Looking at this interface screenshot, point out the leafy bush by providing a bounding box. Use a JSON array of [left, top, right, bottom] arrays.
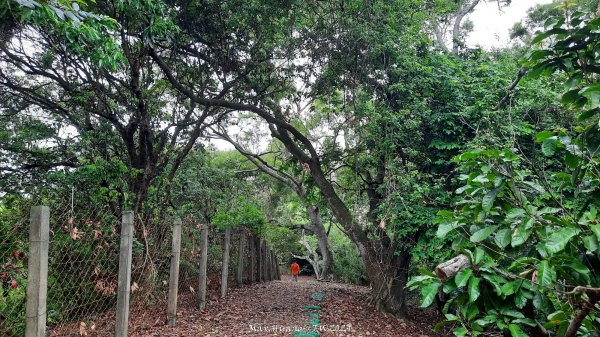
[[410, 8, 600, 337]]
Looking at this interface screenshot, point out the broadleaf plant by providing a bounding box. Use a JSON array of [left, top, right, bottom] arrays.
[[409, 6, 600, 337]]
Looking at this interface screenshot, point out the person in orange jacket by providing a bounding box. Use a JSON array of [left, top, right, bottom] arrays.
[[290, 261, 300, 281]]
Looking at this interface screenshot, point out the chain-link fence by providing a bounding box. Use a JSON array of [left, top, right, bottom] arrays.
[[45, 200, 121, 336], [129, 214, 172, 313], [1, 192, 274, 336], [0, 204, 29, 337], [179, 216, 201, 301]]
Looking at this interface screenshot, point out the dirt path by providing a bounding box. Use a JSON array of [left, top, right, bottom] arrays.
[[125, 276, 440, 337]]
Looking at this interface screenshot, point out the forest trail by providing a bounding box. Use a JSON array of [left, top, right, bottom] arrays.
[[123, 276, 439, 337]]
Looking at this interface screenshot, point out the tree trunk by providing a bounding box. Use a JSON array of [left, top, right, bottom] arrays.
[[221, 227, 232, 298], [249, 235, 255, 283], [294, 230, 321, 279], [266, 126, 414, 314], [198, 225, 208, 309], [236, 228, 245, 286], [306, 205, 333, 280], [365, 249, 411, 316]]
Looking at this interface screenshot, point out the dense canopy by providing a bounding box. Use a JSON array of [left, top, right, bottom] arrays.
[[1, 0, 600, 336]]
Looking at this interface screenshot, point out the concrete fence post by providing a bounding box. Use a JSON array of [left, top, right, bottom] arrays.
[[236, 227, 245, 286], [275, 253, 281, 280], [220, 227, 232, 298], [263, 244, 268, 281], [266, 247, 272, 281], [198, 224, 208, 309], [25, 206, 49, 337], [115, 211, 134, 337], [248, 234, 255, 283], [257, 239, 263, 282], [167, 218, 182, 326]]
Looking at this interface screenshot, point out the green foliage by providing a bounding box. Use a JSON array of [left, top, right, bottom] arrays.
[[213, 196, 266, 230], [413, 9, 600, 336], [328, 224, 365, 283], [0, 199, 29, 336], [2, 0, 125, 70]]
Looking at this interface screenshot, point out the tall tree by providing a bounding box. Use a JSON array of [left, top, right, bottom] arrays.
[[0, 0, 225, 216]]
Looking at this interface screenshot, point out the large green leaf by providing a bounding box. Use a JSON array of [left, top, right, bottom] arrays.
[[470, 225, 498, 243], [560, 89, 580, 105], [531, 28, 568, 44], [455, 268, 473, 287], [591, 225, 600, 241], [542, 137, 557, 156], [583, 234, 599, 253], [453, 327, 468, 337], [501, 282, 516, 296], [495, 228, 512, 248], [437, 221, 462, 238], [543, 228, 580, 255], [511, 224, 532, 247], [482, 188, 501, 211], [420, 282, 441, 308], [538, 261, 556, 288], [580, 84, 600, 108], [468, 276, 480, 302], [508, 324, 528, 337]]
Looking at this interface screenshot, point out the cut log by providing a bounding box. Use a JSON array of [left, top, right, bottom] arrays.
[[435, 254, 471, 282]]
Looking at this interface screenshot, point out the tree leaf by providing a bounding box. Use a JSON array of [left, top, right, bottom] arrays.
[[455, 268, 473, 287], [560, 89, 580, 105], [468, 276, 480, 302], [437, 221, 462, 238], [482, 188, 501, 211], [535, 130, 553, 142], [591, 225, 600, 241], [471, 225, 498, 243], [495, 229, 512, 248], [501, 281, 515, 296], [542, 137, 557, 156], [453, 326, 468, 337], [474, 247, 485, 264], [506, 208, 526, 220], [538, 261, 556, 288], [509, 323, 528, 337], [420, 282, 441, 308], [580, 84, 600, 108], [511, 224, 532, 247], [544, 228, 580, 255]]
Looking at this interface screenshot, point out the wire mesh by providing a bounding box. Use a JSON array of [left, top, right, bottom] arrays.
[[129, 214, 172, 310], [1, 189, 264, 336], [46, 201, 121, 336], [0, 204, 29, 337], [179, 215, 201, 300]]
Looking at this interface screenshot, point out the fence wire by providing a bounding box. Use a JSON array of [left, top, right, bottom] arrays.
[[46, 200, 121, 336], [0, 204, 29, 337], [1, 191, 265, 336], [179, 216, 201, 300], [129, 214, 172, 312]]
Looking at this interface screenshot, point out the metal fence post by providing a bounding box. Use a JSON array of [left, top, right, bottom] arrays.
[[25, 206, 49, 337], [115, 211, 133, 337], [167, 218, 182, 326]]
